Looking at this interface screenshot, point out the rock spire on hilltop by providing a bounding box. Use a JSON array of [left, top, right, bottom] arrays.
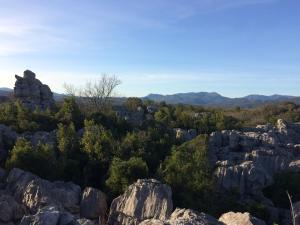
[[14, 70, 55, 110]]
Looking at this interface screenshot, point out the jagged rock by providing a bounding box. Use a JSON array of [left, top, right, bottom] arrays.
[[294, 202, 300, 225], [0, 193, 26, 223], [288, 159, 300, 172], [80, 187, 107, 220], [14, 70, 54, 110], [219, 212, 266, 225], [214, 161, 273, 195], [76, 219, 95, 225], [168, 208, 223, 225], [108, 179, 173, 225], [210, 121, 300, 196], [174, 128, 197, 141], [58, 212, 78, 225], [139, 219, 166, 225], [19, 206, 60, 225], [6, 168, 81, 214]]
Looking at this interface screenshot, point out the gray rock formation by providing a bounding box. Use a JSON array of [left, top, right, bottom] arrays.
[[174, 128, 197, 141], [168, 208, 223, 225], [210, 119, 300, 196], [218, 212, 266, 225], [0, 192, 26, 224], [6, 168, 81, 214], [14, 70, 54, 110], [139, 208, 223, 225], [19, 206, 60, 225], [80, 187, 107, 222], [108, 179, 173, 225]]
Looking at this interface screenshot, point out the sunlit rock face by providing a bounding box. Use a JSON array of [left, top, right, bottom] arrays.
[[14, 70, 55, 110], [210, 119, 300, 197], [108, 179, 173, 225]]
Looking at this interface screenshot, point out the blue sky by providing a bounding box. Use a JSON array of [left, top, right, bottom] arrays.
[[0, 0, 300, 97]]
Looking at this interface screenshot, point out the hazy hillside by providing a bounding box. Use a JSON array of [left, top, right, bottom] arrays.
[[145, 92, 298, 108]]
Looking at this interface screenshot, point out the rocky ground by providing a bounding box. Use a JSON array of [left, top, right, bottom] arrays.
[[0, 119, 300, 225], [0, 167, 277, 225], [0, 118, 300, 225]]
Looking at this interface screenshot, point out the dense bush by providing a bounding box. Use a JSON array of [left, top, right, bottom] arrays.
[[6, 138, 56, 180], [106, 157, 149, 196], [161, 135, 215, 212]]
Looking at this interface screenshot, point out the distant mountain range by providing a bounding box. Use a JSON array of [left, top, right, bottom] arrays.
[[144, 92, 300, 108], [1, 87, 300, 108]]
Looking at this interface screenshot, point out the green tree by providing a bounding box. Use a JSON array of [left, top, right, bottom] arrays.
[[57, 122, 79, 157], [161, 135, 215, 212], [81, 119, 114, 162], [6, 138, 56, 180], [56, 97, 83, 128], [106, 157, 149, 195]]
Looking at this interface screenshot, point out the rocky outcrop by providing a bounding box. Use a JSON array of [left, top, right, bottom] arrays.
[[19, 206, 61, 225], [80, 187, 107, 222], [6, 168, 81, 214], [0, 192, 26, 224], [139, 208, 223, 225], [219, 212, 266, 225], [14, 70, 54, 110], [108, 179, 173, 225], [168, 208, 223, 225], [210, 119, 300, 196], [174, 128, 197, 141]]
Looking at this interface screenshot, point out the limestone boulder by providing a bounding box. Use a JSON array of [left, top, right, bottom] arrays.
[[6, 168, 81, 214], [168, 208, 224, 225], [219, 212, 266, 225], [108, 179, 173, 225], [80, 187, 107, 220], [0, 193, 26, 223], [14, 70, 55, 110], [19, 206, 60, 225]]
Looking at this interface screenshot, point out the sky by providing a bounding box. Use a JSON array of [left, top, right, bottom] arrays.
[[0, 0, 300, 97]]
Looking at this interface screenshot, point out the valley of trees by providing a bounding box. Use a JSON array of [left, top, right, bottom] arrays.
[[1, 89, 300, 219]]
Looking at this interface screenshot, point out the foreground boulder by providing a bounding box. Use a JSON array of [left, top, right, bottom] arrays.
[[0, 192, 26, 224], [6, 168, 81, 214], [139, 208, 223, 225], [219, 212, 266, 225], [20, 206, 60, 225], [168, 208, 223, 225], [80, 187, 107, 222], [14, 70, 55, 110], [108, 179, 173, 225]]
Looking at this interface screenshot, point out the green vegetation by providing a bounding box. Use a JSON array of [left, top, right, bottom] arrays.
[[1, 96, 300, 220], [106, 157, 149, 196]]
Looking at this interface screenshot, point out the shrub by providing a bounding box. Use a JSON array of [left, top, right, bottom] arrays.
[[6, 138, 56, 180], [106, 157, 149, 196]]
